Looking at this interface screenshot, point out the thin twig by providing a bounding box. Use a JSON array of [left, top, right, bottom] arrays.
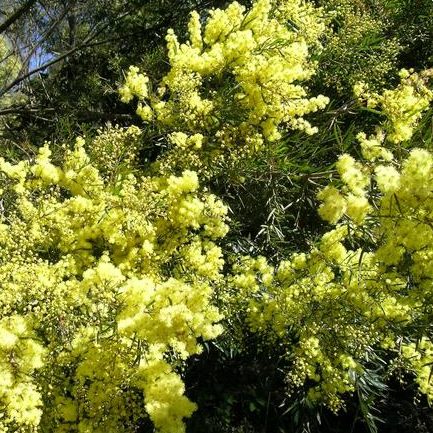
[[0, 0, 38, 34], [0, 10, 132, 98]]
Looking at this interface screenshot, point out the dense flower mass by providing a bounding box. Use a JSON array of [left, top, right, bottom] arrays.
[[319, 70, 433, 227], [1, 0, 433, 432], [225, 70, 433, 410], [0, 135, 228, 432], [228, 142, 433, 410], [354, 69, 433, 144], [119, 0, 329, 175]]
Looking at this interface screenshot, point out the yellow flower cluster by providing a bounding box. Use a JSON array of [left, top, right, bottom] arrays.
[[316, 0, 402, 95], [317, 153, 371, 225], [87, 125, 142, 179], [135, 356, 198, 433], [119, 66, 149, 103], [356, 129, 393, 162], [227, 74, 433, 410], [319, 70, 433, 226], [274, 0, 326, 45], [402, 339, 433, 402], [0, 316, 45, 432], [354, 69, 433, 143], [228, 248, 379, 411], [120, 0, 329, 175], [0, 137, 228, 432]]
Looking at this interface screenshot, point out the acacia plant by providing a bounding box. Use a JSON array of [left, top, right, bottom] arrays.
[[119, 0, 329, 176], [0, 131, 229, 433], [1, 0, 433, 432], [227, 69, 433, 412]]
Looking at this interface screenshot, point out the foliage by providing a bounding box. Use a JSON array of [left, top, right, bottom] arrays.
[[0, 36, 20, 89], [315, 0, 402, 97]]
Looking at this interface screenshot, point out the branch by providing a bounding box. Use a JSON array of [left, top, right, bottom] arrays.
[[0, 44, 84, 97], [0, 105, 55, 116], [0, 10, 132, 98], [0, 0, 38, 34], [0, 106, 133, 123], [19, 7, 70, 76], [74, 110, 134, 122]]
